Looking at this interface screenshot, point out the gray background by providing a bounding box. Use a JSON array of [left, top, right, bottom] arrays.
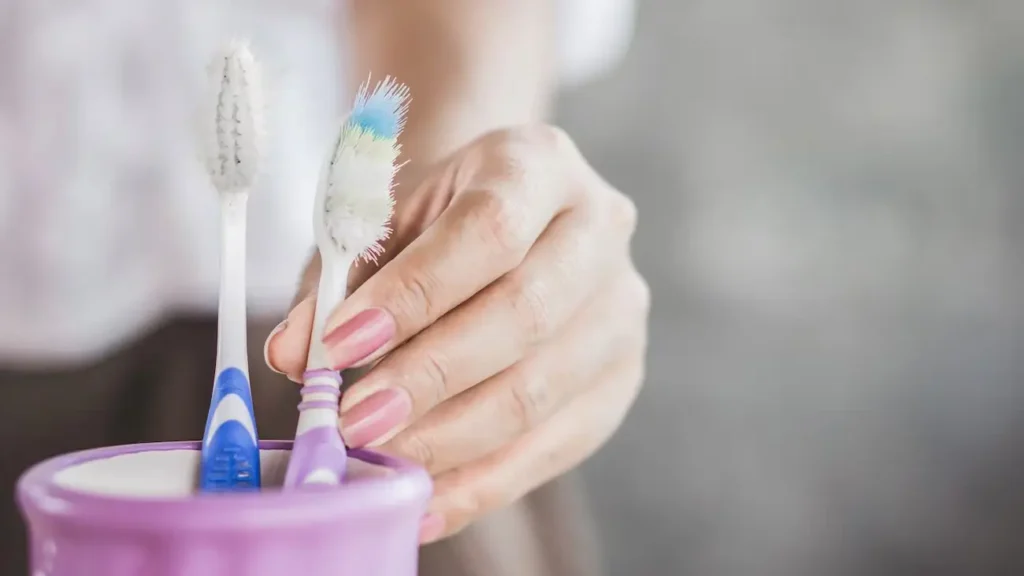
[[558, 1, 1024, 575]]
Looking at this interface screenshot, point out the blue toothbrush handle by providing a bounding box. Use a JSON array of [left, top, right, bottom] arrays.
[[200, 367, 261, 492]]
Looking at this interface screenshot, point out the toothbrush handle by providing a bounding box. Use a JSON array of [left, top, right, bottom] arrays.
[[283, 370, 348, 487], [200, 367, 261, 492]]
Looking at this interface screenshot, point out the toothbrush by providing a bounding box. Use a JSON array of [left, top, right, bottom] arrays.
[[199, 40, 266, 492], [283, 77, 409, 488]]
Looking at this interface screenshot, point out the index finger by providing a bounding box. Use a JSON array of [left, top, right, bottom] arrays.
[[321, 128, 576, 370]]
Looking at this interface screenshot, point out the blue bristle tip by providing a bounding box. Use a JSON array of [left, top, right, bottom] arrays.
[[348, 78, 409, 140]]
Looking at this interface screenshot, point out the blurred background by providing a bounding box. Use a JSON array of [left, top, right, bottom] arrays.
[[564, 1, 1024, 575]]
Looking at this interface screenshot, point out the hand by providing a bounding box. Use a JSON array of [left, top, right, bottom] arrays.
[[265, 125, 650, 543]]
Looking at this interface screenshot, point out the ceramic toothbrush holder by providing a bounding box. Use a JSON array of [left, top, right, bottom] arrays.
[[17, 440, 432, 576]]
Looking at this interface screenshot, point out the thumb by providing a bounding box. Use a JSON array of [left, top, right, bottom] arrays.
[[295, 249, 322, 306], [264, 250, 321, 381], [264, 292, 316, 382]]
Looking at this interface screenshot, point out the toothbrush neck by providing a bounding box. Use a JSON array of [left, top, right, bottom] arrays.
[[306, 253, 351, 370], [216, 192, 249, 376]]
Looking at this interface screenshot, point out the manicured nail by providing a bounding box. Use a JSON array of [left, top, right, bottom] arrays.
[[419, 513, 446, 544], [323, 308, 395, 369], [263, 320, 288, 374], [339, 388, 412, 447]]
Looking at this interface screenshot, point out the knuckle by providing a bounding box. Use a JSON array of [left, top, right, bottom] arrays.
[[390, 268, 443, 328], [480, 128, 534, 179], [418, 347, 453, 404], [615, 264, 650, 317], [390, 430, 435, 471], [510, 123, 574, 154], [507, 367, 551, 430], [485, 124, 576, 179], [465, 480, 512, 519], [470, 189, 532, 262], [440, 471, 495, 524], [545, 124, 574, 151], [612, 192, 639, 236], [506, 273, 553, 343]]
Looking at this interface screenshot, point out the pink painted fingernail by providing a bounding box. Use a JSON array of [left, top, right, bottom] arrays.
[[419, 513, 446, 544], [323, 308, 395, 369], [339, 388, 412, 447]]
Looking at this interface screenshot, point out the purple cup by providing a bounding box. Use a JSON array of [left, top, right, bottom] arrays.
[[17, 441, 432, 576]]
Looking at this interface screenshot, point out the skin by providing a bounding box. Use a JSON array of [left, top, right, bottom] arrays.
[[265, 0, 650, 544]]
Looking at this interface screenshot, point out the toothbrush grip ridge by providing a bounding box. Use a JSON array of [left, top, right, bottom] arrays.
[[283, 370, 347, 487], [201, 367, 261, 492]]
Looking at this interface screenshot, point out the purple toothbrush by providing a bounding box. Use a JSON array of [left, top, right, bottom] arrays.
[[284, 78, 410, 488]]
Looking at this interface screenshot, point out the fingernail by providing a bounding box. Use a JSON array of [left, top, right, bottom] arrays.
[[339, 388, 412, 447], [323, 308, 395, 369], [263, 320, 288, 374], [419, 513, 446, 544]]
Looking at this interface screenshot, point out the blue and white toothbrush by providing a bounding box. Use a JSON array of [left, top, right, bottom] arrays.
[[199, 41, 266, 492], [283, 78, 409, 488]]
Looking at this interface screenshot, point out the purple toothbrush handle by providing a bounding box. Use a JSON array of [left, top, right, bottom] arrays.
[[284, 427, 349, 487], [283, 370, 348, 488]]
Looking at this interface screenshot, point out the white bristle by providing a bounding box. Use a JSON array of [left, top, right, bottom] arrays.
[[317, 86, 408, 262], [204, 40, 265, 194], [321, 136, 398, 262]]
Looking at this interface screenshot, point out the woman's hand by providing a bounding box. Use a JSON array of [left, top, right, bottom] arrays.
[[265, 125, 649, 543]]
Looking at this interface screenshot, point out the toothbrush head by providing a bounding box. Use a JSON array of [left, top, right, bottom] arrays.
[[349, 77, 410, 141], [318, 77, 410, 263], [203, 40, 265, 194]]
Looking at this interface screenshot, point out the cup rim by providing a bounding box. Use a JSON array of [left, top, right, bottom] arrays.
[[17, 440, 431, 532]]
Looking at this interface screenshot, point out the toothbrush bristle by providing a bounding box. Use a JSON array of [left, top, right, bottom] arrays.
[[320, 77, 410, 262], [204, 40, 265, 194], [349, 76, 410, 140]]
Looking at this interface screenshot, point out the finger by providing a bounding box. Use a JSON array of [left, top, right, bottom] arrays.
[[263, 160, 457, 380], [264, 295, 317, 382], [422, 352, 645, 543], [346, 162, 457, 293], [322, 128, 580, 371], [265, 169, 450, 381], [294, 251, 322, 307], [379, 268, 645, 474], [336, 207, 613, 448]]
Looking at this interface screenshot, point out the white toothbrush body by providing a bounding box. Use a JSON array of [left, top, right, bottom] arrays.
[[199, 41, 265, 492]]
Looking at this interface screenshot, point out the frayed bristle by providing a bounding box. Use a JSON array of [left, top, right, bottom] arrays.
[[316, 76, 409, 262], [347, 76, 410, 141], [203, 40, 265, 194], [321, 136, 397, 262]]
